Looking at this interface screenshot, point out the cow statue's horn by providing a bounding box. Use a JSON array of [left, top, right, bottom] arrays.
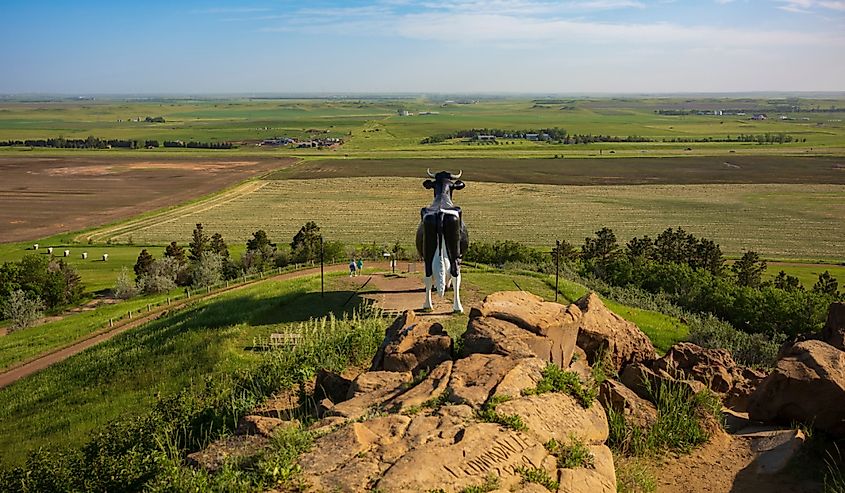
[[427, 168, 435, 178], [452, 170, 462, 179]]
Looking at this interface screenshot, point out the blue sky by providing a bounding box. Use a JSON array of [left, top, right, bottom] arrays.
[[1, 0, 843, 94]]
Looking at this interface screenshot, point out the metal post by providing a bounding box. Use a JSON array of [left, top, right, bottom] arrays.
[[555, 240, 560, 302], [320, 236, 325, 298]]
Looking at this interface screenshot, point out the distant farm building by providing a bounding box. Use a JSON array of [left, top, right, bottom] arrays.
[[398, 109, 410, 116], [475, 134, 496, 141], [752, 114, 768, 121]]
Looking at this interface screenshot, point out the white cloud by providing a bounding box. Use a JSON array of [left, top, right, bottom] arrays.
[[777, 0, 845, 12]]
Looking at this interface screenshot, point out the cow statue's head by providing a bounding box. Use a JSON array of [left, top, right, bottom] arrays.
[[423, 169, 464, 206]]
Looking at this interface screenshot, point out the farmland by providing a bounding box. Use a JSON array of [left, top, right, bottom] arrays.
[[1, 97, 844, 160], [0, 156, 291, 242], [84, 177, 845, 261]]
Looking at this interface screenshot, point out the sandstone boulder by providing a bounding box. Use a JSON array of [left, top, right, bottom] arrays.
[[325, 370, 412, 420], [653, 342, 739, 393], [448, 353, 517, 407], [371, 310, 453, 374], [496, 392, 609, 445], [822, 302, 845, 351], [598, 379, 658, 428], [299, 414, 412, 492], [469, 291, 580, 367], [575, 292, 656, 373], [376, 423, 556, 492], [748, 340, 845, 437], [724, 367, 768, 412], [384, 360, 453, 413], [492, 357, 547, 399]]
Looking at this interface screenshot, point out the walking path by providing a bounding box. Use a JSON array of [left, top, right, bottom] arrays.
[[0, 262, 363, 389]]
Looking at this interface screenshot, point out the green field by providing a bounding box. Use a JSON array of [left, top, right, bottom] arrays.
[[1, 97, 844, 159], [81, 177, 845, 261]]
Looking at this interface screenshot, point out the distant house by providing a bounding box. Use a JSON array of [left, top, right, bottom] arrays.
[[398, 109, 410, 116], [525, 133, 540, 141], [475, 134, 496, 141], [752, 114, 768, 121]]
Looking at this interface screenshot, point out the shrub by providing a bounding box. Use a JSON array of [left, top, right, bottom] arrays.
[[476, 395, 527, 431], [113, 268, 138, 300], [191, 253, 223, 289], [1, 289, 44, 331], [138, 258, 180, 294], [546, 436, 595, 469], [515, 465, 559, 490], [522, 364, 596, 408]]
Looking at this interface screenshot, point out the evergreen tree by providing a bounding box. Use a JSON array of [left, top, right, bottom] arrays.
[[291, 221, 322, 263], [774, 270, 803, 291], [188, 223, 209, 262], [625, 236, 654, 262], [134, 249, 155, 281], [246, 230, 272, 252], [210, 233, 229, 258], [812, 271, 839, 296], [731, 251, 767, 287], [164, 241, 186, 265]]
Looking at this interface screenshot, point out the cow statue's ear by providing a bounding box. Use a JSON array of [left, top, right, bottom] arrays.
[[423, 180, 435, 189], [453, 180, 465, 190]]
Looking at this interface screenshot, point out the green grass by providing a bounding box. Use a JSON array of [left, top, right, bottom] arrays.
[[607, 378, 722, 457], [476, 394, 527, 432], [546, 436, 596, 469], [521, 364, 597, 408], [0, 272, 366, 465], [765, 262, 845, 290], [0, 290, 172, 371], [515, 465, 559, 491]]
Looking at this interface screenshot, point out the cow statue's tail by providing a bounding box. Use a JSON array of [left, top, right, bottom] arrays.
[[432, 235, 450, 297]]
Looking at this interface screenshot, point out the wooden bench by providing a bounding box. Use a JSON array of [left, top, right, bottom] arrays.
[[269, 332, 302, 349]]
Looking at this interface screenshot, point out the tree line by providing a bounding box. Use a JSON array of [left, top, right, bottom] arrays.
[[123, 222, 409, 298], [0, 137, 236, 149], [465, 226, 841, 339], [420, 129, 798, 145]]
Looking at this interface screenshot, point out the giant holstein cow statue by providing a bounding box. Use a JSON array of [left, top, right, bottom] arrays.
[[416, 169, 469, 313]]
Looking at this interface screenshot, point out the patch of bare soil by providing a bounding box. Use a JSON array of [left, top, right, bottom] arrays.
[[653, 430, 821, 493], [0, 156, 294, 242]]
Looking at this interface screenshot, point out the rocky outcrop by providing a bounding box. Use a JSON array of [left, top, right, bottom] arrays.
[[822, 301, 845, 351], [296, 291, 618, 492], [748, 339, 845, 437], [467, 291, 581, 367], [575, 293, 656, 372]]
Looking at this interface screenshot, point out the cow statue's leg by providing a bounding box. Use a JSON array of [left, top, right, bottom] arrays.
[[441, 212, 464, 313], [421, 213, 438, 311]]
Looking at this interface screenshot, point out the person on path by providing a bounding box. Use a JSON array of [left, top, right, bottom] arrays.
[[349, 259, 356, 277], [356, 258, 363, 276]]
